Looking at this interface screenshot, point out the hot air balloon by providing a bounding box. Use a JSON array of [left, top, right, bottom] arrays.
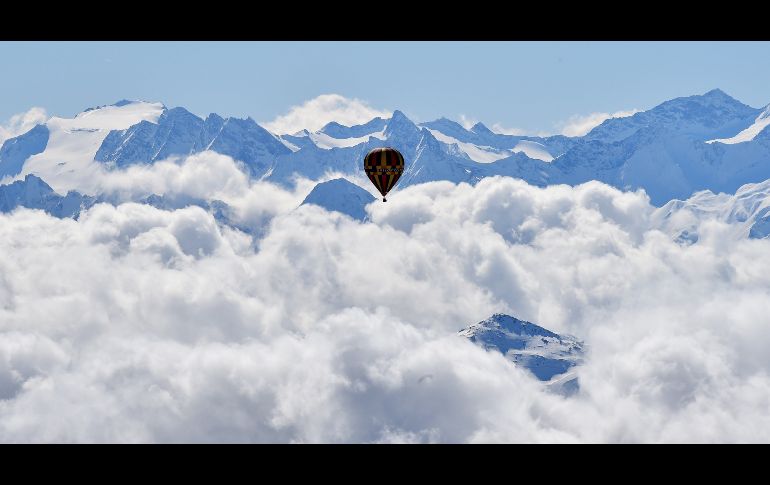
[[364, 147, 404, 202]]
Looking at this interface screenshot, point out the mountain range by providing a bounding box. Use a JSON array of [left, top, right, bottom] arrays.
[[2, 89, 770, 222]]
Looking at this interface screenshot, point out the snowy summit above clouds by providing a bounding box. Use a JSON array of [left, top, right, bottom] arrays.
[[460, 313, 584, 384]]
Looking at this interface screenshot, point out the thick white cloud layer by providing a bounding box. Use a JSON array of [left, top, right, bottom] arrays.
[[0, 107, 48, 145], [2, 164, 770, 442], [558, 109, 641, 137], [261, 94, 391, 135]]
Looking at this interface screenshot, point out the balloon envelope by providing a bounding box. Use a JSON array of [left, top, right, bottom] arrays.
[[364, 147, 404, 201]]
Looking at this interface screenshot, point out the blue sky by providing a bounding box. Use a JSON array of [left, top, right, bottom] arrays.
[[2, 41, 770, 134]]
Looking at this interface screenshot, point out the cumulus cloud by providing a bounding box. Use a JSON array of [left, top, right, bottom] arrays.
[[0, 107, 48, 145], [558, 109, 641, 137], [2, 166, 770, 442], [261, 94, 391, 135]]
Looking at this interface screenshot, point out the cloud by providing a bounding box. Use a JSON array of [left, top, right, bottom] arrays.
[[261, 94, 391, 135], [490, 123, 529, 136], [558, 109, 640, 137], [47, 151, 317, 235], [0, 107, 48, 145], [458, 114, 477, 130], [1, 166, 770, 442]]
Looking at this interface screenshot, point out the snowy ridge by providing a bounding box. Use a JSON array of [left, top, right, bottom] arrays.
[[4, 89, 770, 211], [707, 104, 770, 144], [420, 118, 568, 162], [585, 88, 760, 143]]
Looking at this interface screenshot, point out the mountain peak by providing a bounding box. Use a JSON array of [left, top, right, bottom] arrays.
[[22, 173, 52, 188], [390, 110, 411, 123], [459, 313, 584, 382], [320, 120, 346, 131], [319, 117, 388, 139], [465, 313, 561, 339], [695, 88, 748, 107], [205, 113, 224, 123], [418, 117, 473, 143], [384, 110, 420, 140], [703, 88, 729, 98], [161, 106, 200, 120], [471, 122, 494, 135], [652, 88, 749, 112], [301, 178, 375, 221]]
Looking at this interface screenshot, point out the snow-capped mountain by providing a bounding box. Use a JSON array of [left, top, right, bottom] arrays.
[[273, 89, 770, 205], [459, 314, 584, 391], [4, 100, 165, 192], [585, 89, 760, 143], [300, 178, 375, 221], [3, 89, 770, 219], [536, 90, 770, 204], [95, 107, 291, 177]]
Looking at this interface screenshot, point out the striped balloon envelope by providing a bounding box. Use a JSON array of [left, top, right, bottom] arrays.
[[363, 147, 405, 202]]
